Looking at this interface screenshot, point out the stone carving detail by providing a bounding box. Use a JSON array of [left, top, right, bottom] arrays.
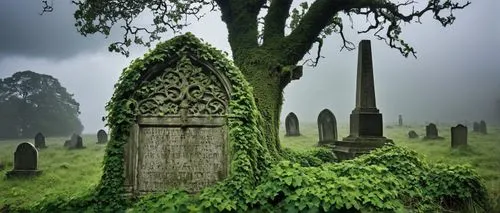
[[136, 57, 228, 116]]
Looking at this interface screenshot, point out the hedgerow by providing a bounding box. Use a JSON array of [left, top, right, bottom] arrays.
[[21, 33, 490, 213]]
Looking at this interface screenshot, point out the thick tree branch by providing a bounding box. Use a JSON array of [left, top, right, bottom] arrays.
[[262, 0, 293, 45], [280, 0, 343, 64], [222, 0, 266, 62]]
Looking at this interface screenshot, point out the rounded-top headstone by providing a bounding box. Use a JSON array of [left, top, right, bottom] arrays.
[[34, 132, 47, 148], [285, 112, 300, 136], [97, 129, 108, 144]]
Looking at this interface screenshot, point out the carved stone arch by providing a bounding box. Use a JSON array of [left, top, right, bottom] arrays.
[[124, 53, 233, 196]]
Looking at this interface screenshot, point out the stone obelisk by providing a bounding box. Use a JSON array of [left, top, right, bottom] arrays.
[[333, 40, 393, 161]]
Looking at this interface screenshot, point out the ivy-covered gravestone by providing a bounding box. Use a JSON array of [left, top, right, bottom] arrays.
[[101, 33, 267, 199]]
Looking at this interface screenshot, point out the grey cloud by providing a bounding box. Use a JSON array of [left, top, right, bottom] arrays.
[[0, 0, 122, 60]]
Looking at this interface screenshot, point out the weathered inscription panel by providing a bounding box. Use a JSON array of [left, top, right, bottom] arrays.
[[137, 126, 228, 193]]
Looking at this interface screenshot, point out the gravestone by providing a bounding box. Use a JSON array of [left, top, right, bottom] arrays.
[[332, 40, 393, 161], [5, 142, 42, 178], [423, 123, 444, 140], [97, 129, 108, 144], [317, 109, 337, 145], [34, 132, 47, 149], [67, 134, 84, 149], [472, 122, 480, 132], [451, 124, 467, 148], [122, 41, 240, 197], [398, 115, 403, 127], [285, 112, 300, 137], [479, 120, 487, 134], [408, 130, 419, 139]]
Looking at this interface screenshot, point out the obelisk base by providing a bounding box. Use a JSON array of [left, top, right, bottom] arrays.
[[331, 136, 393, 161]]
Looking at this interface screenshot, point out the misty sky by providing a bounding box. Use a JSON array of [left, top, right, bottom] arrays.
[[0, 0, 498, 134]]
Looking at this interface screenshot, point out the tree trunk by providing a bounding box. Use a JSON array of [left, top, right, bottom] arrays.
[[233, 54, 284, 157]]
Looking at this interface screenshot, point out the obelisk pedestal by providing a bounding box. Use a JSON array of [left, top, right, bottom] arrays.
[[332, 40, 393, 161]]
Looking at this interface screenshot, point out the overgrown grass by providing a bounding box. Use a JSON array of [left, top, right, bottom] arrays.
[[0, 135, 105, 210], [0, 123, 498, 211]]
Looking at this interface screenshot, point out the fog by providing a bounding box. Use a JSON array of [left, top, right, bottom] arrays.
[[0, 0, 498, 134]]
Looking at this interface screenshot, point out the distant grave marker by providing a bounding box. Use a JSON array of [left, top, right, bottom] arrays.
[[34, 132, 47, 149], [408, 130, 419, 139], [66, 133, 85, 149], [317, 109, 337, 145], [472, 122, 480, 132], [479, 120, 487, 134], [97, 129, 108, 144], [5, 142, 42, 178], [451, 124, 467, 148], [423, 123, 444, 140], [398, 114, 403, 127], [285, 112, 300, 137]]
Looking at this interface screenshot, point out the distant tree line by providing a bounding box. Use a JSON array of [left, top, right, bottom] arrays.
[[0, 71, 83, 139]]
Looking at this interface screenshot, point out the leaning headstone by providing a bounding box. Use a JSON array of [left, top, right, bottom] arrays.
[[472, 122, 480, 132], [120, 34, 255, 196], [317, 109, 337, 145], [408, 130, 419, 139], [451, 124, 468, 148], [398, 114, 403, 127], [332, 40, 393, 161], [479, 120, 487, 134], [423, 123, 444, 140], [34, 132, 47, 149], [97, 129, 108, 144], [285, 112, 300, 136], [5, 142, 42, 178]]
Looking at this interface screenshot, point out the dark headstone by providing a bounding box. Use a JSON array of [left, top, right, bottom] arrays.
[[34, 132, 47, 149], [479, 120, 487, 134], [67, 134, 85, 149], [423, 123, 444, 140], [5, 142, 42, 178], [97, 129, 108, 144], [472, 122, 480, 132], [451, 124, 468, 148], [285, 112, 300, 136], [408, 130, 419, 139], [332, 40, 393, 161], [317, 109, 337, 145], [398, 114, 403, 127]]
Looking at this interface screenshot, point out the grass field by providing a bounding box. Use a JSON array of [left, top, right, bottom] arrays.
[[0, 123, 499, 210]]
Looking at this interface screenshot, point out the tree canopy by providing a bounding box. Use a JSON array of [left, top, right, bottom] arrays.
[[0, 71, 83, 139]]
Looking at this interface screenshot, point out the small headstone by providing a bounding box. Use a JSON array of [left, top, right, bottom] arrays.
[[34, 132, 47, 149], [451, 124, 468, 148], [67, 134, 85, 149], [63, 139, 71, 147], [5, 142, 43, 178], [398, 115, 403, 127], [423, 123, 444, 140], [408, 130, 419, 139], [317, 109, 337, 145], [97, 129, 108, 144], [285, 112, 300, 136], [472, 122, 480, 132], [479, 120, 487, 134]]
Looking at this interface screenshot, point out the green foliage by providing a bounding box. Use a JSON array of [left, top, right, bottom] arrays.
[[0, 71, 83, 139]]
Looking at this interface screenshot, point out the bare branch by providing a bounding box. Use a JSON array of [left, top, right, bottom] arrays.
[[40, 0, 54, 15], [346, 0, 471, 57]]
